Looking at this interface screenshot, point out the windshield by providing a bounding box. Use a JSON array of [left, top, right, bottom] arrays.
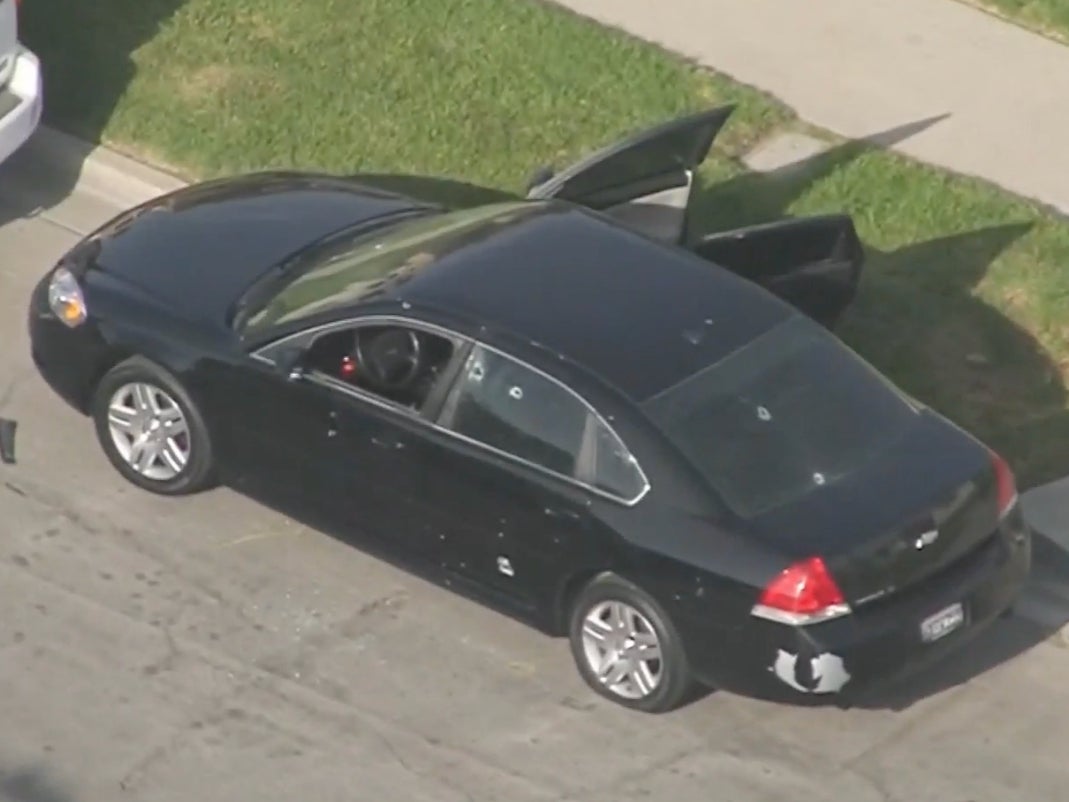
[[643, 315, 918, 519], [238, 201, 534, 335]]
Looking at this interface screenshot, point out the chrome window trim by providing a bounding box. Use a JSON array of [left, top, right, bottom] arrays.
[[457, 341, 651, 506], [252, 313, 467, 361], [251, 314, 651, 507]]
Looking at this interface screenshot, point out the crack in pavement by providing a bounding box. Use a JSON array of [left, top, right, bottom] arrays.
[[2, 477, 108, 536], [550, 746, 699, 802], [115, 677, 254, 794], [5, 557, 538, 797], [2, 475, 274, 635]]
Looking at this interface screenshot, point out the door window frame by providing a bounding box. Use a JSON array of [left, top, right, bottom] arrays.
[[434, 340, 650, 506], [251, 316, 651, 506], [251, 313, 473, 421]]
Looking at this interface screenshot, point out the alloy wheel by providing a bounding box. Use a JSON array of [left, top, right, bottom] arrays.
[[580, 600, 663, 700], [106, 382, 191, 481]]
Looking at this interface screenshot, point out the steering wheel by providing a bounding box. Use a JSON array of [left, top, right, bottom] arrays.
[[354, 328, 423, 391]]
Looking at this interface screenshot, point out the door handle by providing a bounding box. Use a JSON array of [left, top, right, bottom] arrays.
[[371, 435, 405, 450], [544, 506, 582, 521]]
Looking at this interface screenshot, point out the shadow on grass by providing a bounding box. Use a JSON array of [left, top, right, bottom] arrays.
[[0, 0, 185, 225], [691, 116, 1066, 489], [689, 114, 950, 231]]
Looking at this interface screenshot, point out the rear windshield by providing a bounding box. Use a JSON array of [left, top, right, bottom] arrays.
[[642, 315, 918, 518]]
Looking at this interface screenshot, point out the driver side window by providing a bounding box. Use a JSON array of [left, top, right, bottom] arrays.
[[303, 323, 456, 411]]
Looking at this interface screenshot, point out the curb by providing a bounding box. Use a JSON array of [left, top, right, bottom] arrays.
[[23, 126, 189, 208]]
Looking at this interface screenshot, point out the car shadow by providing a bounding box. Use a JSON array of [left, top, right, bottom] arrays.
[[225, 475, 553, 636], [0, 0, 185, 226], [852, 532, 1069, 711], [0, 763, 75, 802]]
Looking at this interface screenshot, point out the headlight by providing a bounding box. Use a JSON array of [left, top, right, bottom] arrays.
[[47, 266, 88, 327]]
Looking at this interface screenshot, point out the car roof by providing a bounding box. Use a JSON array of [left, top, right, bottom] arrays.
[[388, 201, 793, 402]]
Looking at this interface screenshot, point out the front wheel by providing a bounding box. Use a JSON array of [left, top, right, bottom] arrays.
[[91, 356, 216, 495], [568, 572, 694, 713]]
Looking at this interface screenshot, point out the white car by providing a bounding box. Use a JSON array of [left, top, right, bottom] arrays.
[[0, 0, 41, 166]]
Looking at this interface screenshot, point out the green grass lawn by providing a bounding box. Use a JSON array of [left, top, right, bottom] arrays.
[[960, 0, 1069, 43], [20, 0, 1069, 488]]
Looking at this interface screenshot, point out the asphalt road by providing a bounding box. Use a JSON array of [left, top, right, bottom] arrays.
[[3, 138, 1069, 802]]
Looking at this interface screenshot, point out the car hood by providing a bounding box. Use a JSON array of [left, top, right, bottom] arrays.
[[80, 171, 428, 325]]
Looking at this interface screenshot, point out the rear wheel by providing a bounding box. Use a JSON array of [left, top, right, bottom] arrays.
[[91, 356, 216, 495], [568, 572, 694, 713]]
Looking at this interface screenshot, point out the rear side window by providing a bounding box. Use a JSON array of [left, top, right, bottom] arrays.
[[442, 345, 588, 478], [592, 419, 646, 500]]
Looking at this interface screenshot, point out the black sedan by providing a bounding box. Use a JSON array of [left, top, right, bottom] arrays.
[[28, 107, 1031, 712]]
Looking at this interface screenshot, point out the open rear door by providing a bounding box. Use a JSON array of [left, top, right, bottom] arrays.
[[525, 105, 734, 244], [693, 215, 865, 328]]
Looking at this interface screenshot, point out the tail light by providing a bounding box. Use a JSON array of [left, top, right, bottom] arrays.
[[990, 450, 1018, 519], [751, 556, 851, 625]]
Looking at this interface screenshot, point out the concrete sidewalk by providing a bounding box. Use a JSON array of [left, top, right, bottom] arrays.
[[550, 0, 1069, 216]]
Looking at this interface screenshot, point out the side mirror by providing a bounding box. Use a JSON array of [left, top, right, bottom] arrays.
[[274, 345, 307, 381]]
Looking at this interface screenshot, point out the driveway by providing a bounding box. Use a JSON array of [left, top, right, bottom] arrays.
[[2, 135, 1069, 802]]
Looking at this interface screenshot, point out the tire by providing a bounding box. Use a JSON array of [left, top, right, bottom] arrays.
[[568, 572, 693, 713], [91, 356, 216, 495]]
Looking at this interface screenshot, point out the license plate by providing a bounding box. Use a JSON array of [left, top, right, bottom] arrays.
[[920, 602, 965, 643]]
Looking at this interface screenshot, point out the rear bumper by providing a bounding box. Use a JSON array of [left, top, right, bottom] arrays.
[[0, 46, 42, 166], [689, 508, 1032, 702]]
